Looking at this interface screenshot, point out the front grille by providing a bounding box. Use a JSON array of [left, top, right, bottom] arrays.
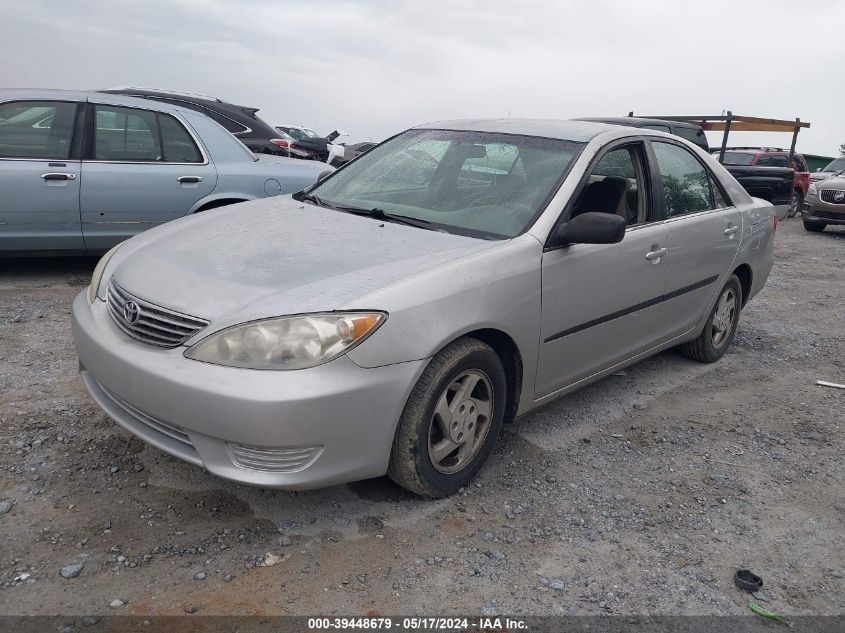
[[228, 444, 322, 473], [820, 189, 845, 204], [102, 385, 194, 448], [107, 279, 208, 348]]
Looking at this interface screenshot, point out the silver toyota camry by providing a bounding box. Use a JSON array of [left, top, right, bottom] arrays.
[[72, 119, 775, 497]]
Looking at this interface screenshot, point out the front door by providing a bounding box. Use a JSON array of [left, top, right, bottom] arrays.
[[80, 102, 216, 250], [536, 142, 670, 398], [0, 100, 83, 251], [648, 140, 742, 338]]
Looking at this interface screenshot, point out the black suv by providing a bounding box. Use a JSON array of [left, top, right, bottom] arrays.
[[577, 117, 710, 151], [100, 87, 289, 155]]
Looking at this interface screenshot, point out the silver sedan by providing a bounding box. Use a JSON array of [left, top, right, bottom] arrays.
[[72, 119, 775, 497]]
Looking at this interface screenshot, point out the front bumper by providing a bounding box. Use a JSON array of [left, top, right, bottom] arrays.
[[803, 196, 845, 225], [71, 292, 426, 489]]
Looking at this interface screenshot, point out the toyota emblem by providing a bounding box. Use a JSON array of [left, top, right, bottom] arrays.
[[835, 191, 845, 203], [123, 301, 141, 324]]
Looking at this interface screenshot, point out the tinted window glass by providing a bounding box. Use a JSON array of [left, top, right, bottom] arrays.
[[652, 142, 713, 217], [95, 106, 160, 161], [792, 155, 807, 172], [674, 126, 707, 148], [719, 152, 755, 165], [203, 109, 248, 134], [0, 100, 76, 159], [159, 114, 202, 162], [643, 124, 671, 133], [309, 129, 583, 239], [757, 155, 789, 167], [152, 97, 249, 134]]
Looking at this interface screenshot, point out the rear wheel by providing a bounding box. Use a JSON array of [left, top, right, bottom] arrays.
[[388, 338, 506, 498], [679, 275, 742, 363], [803, 219, 826, 232]]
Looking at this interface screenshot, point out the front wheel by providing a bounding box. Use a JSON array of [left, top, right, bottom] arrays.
[[803, 219, 826, 233], [679, 275, 742, 363], [388, 338, 506, 498]]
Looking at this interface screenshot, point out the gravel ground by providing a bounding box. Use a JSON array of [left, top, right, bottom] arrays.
[[0, 219, 843, 617]]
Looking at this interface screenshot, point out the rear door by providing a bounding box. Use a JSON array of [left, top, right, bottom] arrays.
[[649, 140, 742, 338], [0, 99, 83, 251], [80, 100, 216, 250]]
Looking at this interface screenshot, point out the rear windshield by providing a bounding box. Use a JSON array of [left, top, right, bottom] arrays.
[[718, 152, 756, 166]]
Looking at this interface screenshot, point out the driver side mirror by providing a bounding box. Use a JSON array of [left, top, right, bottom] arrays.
[[317, 169, 333, 182], [553, 212, 626, 246]]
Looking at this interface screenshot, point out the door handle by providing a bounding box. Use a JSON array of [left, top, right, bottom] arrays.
[[645, 247, 667, 261], [41, 173, 76, 181], [724, 226, 739, 236], [177, 176, 202, 184]]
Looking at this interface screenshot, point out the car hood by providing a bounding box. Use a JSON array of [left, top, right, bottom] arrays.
[[818, 176, 845, 189], [111, 197, 498, 324], [810, 171, 834, 181]]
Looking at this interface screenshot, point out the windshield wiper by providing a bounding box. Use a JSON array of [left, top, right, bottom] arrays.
[[334, 205, 443, 232], [298, 192, 334, 209]]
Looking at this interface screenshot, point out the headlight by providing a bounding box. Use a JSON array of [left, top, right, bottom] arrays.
[[808, 183, 818, 197], [184, 312, 386, 370], [87, 244, 122, 303]]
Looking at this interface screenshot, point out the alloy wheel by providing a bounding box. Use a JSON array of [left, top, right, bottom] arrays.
[[711, 288, 737, 349], [427, 369, 494, 474]]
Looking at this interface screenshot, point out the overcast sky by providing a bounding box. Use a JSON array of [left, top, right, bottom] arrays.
[[1, 0, 842, 156]]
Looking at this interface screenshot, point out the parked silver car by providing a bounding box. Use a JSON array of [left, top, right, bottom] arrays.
[[0, 89, 328, 253], [72, 119, 775, 497]]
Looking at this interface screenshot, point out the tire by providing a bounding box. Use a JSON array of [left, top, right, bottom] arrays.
[[803, 220, 826, 233], [388, 338, 506, 498], [787, 190, 804, 218], [679, 275, 742, 363]]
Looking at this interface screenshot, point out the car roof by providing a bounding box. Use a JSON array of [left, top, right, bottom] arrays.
[[414, 118, 625, 142], [577, 116, 703, 130], [0, 88, 200, 116], [101, 87, 234, 107]]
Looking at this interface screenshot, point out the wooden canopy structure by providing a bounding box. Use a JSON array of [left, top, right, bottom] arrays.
[[630, 111, 810, 163]]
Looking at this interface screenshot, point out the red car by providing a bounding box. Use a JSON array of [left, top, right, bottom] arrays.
[[717, 148, 810, 216]]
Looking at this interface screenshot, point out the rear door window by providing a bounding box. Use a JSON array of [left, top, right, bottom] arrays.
[[93, 105, 203, 163], [159, 114, 203, 162], [95, 106, 160, 161], [651, 141, 714, 217], [0, 100, 77, 159]]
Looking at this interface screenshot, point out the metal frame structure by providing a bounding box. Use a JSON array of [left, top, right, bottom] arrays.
[[628, 111, 810, 163]]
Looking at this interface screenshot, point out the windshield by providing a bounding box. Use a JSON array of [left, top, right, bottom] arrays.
[[280, 126, 318, 141], [823, 158, 845, 172], [304, 129, 583, 239], [718, 151, 756, 166]]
